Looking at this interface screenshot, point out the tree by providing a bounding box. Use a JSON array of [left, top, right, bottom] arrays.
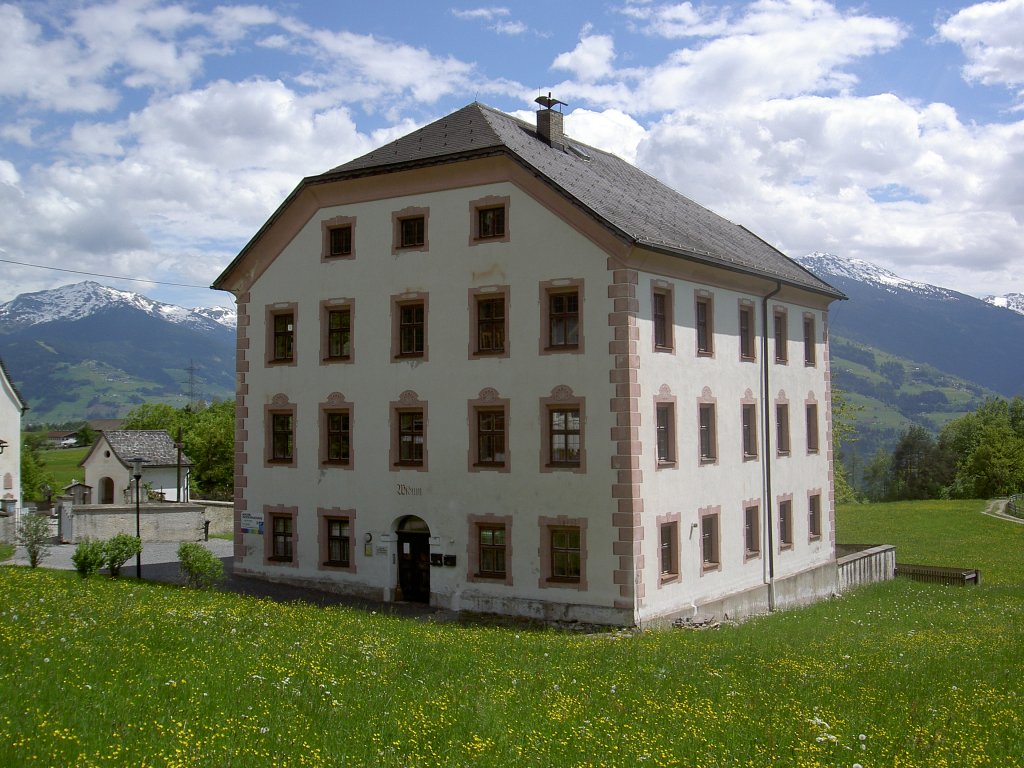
[[20, 435, 55, 500], [831, 383, 860, 503], [888, 425, 950, 500], [879, 360, 905, 388], [940, 397, 1024, 499], [122, 400, 234, 500], [185, 400, 234, 499], [17, 513, 51, 567]]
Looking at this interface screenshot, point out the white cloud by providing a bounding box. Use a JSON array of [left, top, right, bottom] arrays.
[[451, 7, 511, 21], [938, 0, 1024, 91], [552, 32, 616, 81]]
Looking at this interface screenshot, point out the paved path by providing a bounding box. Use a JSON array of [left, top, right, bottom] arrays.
[[982, 498, 1024, 524]]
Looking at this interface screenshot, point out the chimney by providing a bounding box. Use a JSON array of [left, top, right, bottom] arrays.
[[535, 93, 567, 148]]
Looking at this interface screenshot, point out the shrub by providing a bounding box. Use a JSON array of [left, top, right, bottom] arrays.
[[105, 533, 142, 577], [17, 513, 51, 568], [177, 542, 224, 589], [71, 539, 106, 578]]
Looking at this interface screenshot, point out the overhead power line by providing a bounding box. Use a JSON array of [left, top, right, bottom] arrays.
[[0, 256, 210, 289]]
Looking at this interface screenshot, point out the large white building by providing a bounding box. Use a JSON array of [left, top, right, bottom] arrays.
[[0, 358, 27, 515], [214, 100, 845, 626]]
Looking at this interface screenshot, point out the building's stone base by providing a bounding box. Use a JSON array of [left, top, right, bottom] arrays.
[[642, 559, 840, 628]]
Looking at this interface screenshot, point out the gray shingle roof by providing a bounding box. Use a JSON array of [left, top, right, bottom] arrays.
[[322, 102, 842, 298], [103, 430, 193, 467]]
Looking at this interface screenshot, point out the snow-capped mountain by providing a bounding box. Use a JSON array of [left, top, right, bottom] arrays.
[[797, 253, 951, 299], [0, 281, 235, 423], [796, 253, 1024, 399], [193, 305, 238, 329], [0, 281, 228, 334], [983, 293, 1024, 316]]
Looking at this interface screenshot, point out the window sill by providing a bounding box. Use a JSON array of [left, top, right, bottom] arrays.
[[776, 450, 791, 458], [268, 556, 293, 563], [546, 576, 581, 585], [742, 453, 759, 462], [779, 544, 794, 551], [394, 353, 425, 360], [322, 356, 352, 363], [696, 350, 714, 358], [323, 560, 351, 568], [474, 572, 507, 580], [699, 457, 717, 465], [267, 459, 294, 466], [321, 460, 350, 467], [740, 355, 756, 362], [393, 462, 424, 469], [544, 344, 580, 352], [473, 462, 507, 469], [775, 358, 788, 365], [546, 462, 582, 470], [472, 349, 506, 357], [808, 534, 822, 542], [656, 460, 676, 469], [701, 562, 720, 573], [654, 345, 674, 353], [659, 573, 680, 585], [744, 550, 761, 561]]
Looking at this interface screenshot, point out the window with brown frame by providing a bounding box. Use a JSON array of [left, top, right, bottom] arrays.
[[744, 505, 761, 557], [699, 402, 717, 463], [779, 499, 794, 549], [653, 289, 673, 350], [806, 403, 820, 454], [328, 225, 352, 257], [550, 527, 581, 581], [808, 494, 822, 539], [270, 413, 293, 463], [803, 315, 816, 366], [478, 525, 507, 578], [549, 408, 581, 467], [399, 216, 425, 248], [398, 302, 425, 357], [656, 402, 675, 465], [475, 409, 506, 467], [660, 521, 678, 578], [739, 304, 755, 360], [774, 309, 788, 363], [324, 410, 351, 465], [742, 403, 758, 459], [548, 290, 579, 349], [324, 517, 351, 567], [272, 313, 294, 362], [477, 207, 506, 239], [271, 515, 293, 562], [325, 308, 351, 360], [701, 512, 720, 570], [696, 296, 713, 355], [396, 410, 424, 466], [476, 296, 505, 354], [776, 403, 791, 455]]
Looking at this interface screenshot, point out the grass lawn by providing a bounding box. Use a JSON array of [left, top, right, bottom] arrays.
[[37, 446, 90, 491], [0, 500, 1021, 767], [836, 499, 1024, 586]]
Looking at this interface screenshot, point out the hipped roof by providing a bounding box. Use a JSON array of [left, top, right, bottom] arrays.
[[216, 102, 842, 300]]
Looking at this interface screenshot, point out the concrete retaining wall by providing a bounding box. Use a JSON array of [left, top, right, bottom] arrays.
[[836, 544, 896, 592], [66, 503, 206, 543], [194, 500, 233, 536]]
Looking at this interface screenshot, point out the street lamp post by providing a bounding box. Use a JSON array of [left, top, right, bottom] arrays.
[[131, 457, 143, 579]]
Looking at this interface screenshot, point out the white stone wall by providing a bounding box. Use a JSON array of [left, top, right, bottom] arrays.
[[0, 369, 22, 512]]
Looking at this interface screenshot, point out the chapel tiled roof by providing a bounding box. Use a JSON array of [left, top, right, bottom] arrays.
[[320, 102, 843, 299], [102, 430, 193, 467]]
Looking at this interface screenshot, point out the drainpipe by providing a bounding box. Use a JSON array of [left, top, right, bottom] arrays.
[[761, 281, 782, 611]]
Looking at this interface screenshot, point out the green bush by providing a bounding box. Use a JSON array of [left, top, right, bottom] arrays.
[[177, 542, 224, 589], [71, 539, 106, 578], [16, 513, 51, 568], [104, 533, 142, 577]]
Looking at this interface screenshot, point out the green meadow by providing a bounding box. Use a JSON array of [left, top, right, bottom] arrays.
[[1, 500, 1021, 767]]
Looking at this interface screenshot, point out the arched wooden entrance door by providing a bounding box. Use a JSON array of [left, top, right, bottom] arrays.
[[396, 515, 430, 603]]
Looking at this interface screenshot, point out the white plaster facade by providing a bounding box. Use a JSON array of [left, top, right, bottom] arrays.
[[0, 359, 26, 514], [215, 103, 842, 625]]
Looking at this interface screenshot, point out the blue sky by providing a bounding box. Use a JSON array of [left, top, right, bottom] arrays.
[[1, 0, 1022, 309]]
